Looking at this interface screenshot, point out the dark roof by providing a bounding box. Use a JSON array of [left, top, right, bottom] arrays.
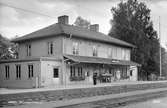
[[12, 23, 135, 48], [64, 55, 140, 66]]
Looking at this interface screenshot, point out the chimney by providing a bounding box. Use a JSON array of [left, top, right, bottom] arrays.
[[90, 24, 99, 32], [58, 15, 69, 24]]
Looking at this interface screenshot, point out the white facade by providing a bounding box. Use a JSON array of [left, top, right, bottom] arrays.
[[0, 61, 40, 88]]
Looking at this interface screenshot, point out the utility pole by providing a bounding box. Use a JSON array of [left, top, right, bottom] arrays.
[[159, 16, 162, 77]]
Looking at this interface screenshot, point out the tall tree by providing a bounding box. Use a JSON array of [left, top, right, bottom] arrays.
[[109, 0, 159, 80], [161, 47, 167, 78], [74, 16, 91, 29]]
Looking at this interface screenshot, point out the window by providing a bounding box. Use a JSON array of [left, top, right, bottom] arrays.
[[122, 49, 126, 60], [48, 42, 53, 55], [53, 68, 59, 78], [112, 47, 116, 59], [130, 70, 133, 76], [16, 65, 21, 79], [108, 48, 112, 58], [70, 66, 85, 81], [72, 42, 79, 55], [125, 50, 130, 60], [5, 65, 9, 79], [28, 65, 33, 78], [26, 44, 31, 56], [93, 46, 98, 56], [78, 67, 83, 77], [117, 48, 121, 60], [70, 66, 75, 77]]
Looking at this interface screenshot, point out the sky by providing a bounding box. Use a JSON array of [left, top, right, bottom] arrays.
[[0, 0, 167, 49]]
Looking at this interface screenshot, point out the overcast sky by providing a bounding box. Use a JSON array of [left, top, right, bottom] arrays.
[[0, 0, 167, 49]]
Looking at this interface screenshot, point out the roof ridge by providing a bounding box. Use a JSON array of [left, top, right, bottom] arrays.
[[12, 23, 135, 48]]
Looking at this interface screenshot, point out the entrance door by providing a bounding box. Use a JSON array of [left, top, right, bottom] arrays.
[[53, 68, 59, 84]]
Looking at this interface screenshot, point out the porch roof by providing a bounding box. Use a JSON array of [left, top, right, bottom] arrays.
[[64, 55, 141, 66]]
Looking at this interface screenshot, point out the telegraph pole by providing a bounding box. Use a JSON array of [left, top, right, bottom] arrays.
[[159, 16, 162, 77]]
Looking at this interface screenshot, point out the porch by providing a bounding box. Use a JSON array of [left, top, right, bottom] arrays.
[[63, 55, 140, 85]]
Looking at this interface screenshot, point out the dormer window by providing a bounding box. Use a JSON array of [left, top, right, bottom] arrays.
[[72, 42, 79, 55], [26, 44, 31, 56], [48, 42, 53, 55], [93, 46, 98, 56]]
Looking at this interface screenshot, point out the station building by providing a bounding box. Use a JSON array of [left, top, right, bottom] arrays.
[[0, 15, 140, 88]]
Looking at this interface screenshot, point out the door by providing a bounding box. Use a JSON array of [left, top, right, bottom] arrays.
[[130, 66, 138, 81], [53, 68, 59, 84]]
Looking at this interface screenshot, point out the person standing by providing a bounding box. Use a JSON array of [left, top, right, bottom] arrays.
[[93, 73, 97, 85], [116, 70, 121, 81]]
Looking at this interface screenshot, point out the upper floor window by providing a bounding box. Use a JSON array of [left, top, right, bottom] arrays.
[[48, 42, 53, 55], [122, 49, 126, 60], [108, 48, 112, 58], [125, 50, 130, 60], [93, 46, 98, 56], [26, 44, 31, 56], [28, 64, 33, 78], [72, 42, 79, 55], [16, 65, 21, 79], [5, 65, 9, 79]]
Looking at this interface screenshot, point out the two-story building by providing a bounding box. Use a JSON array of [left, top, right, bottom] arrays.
[[0, 15, 140, 88]]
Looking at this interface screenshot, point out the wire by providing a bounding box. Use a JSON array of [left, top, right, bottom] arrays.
[[0, 2, 56, 19]]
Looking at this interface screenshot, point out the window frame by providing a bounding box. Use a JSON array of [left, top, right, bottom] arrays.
[[5, 65, 10, 79], [72, 42, 79, 55], [16, 64, 21, 80], [28, 64, 33, 79], [26, 44, 31, 56], [70, 66, 75, 77], [78, 67, 83, 77], [53, 68, 59, 78], [48, 42, 53, 55], [92, 45, 98, 57]]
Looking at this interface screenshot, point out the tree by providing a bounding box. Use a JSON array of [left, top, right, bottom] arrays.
[[109, 0, 159, 80], [161, 47, 167, 78], [0, 34, 18, 60], [74, 16, 91, 29]]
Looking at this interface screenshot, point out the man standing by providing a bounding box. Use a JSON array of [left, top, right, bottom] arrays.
[[116, 70, 121, 81], [93, 73, 97, 85]]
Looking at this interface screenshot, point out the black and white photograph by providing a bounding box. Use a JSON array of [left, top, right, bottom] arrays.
[[0, 0, 167, 108]]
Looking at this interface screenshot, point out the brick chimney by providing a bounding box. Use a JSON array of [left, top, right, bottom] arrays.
[[58, 15, 69, 24], [90, 24, 99, 32]]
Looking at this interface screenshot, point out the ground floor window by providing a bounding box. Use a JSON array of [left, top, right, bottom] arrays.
[[16, 65, 21, 79], [53, 68, 59, 78], [70, 66, 75, 77], [70, 66, 85, 81], [28, 65, 33, 78], [130, 70, 133, 76], [5, 65, 10, 79], [78, 67, 83, 77]]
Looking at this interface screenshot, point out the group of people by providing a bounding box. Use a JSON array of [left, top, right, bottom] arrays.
[[92, 70, 121, 85]]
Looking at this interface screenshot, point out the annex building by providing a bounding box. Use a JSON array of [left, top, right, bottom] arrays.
[[0, 15, 140, 88]]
